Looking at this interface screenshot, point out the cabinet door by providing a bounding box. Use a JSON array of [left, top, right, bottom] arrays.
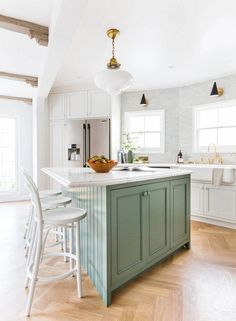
[[49, 94, 65, 120], [145, 182, 170, 262], [50, 121, 67, 188], [191, 182, 204, 216], [88, 91, 110, 118], [171, 178, 190, 248], [67, 92, 88, 119], [111, 186, 146, 287], [204, 185, 236, 220]]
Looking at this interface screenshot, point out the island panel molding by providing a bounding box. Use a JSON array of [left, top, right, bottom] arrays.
[[0, 71, 38, 87], [0, 14, 48, 46]]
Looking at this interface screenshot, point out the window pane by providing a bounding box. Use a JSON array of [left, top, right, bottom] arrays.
[[0, 118, 17, 192], [199, 109, 218, 128], [130, 132, 144, 149], [218, 127, 236, 146], [145, 115, 160, 131], [144, 133, 160, 148], [129, 116, 144, 132], [219, 106, 236, 126], [198, 129, 217, 146]]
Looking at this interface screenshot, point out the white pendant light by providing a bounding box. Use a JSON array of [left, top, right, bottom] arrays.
[[94, 28, 133, 95]]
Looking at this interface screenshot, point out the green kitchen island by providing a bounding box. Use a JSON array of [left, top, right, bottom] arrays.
[[42, 167, 191, 306]]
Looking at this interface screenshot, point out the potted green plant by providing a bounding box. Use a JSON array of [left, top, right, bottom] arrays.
[[122, 133, 139, 163]]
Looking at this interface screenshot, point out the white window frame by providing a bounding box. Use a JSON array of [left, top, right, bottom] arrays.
[[124, 110, 165, 153], [193, 99, 236, 153], [0, 115, 19, 195]]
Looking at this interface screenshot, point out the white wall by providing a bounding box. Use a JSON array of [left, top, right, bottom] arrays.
[[111, 95, 121, 160], [0, 99, 33, 201], [121, 87, 179, 163], [179, 74, 236, 162], [121, 73, 236, 164], [32, 96, 50, 190]]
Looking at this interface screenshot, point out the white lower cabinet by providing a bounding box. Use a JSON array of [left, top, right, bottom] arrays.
[[191, 183, 204, 216], [191, 182, 236, 226], [204, 185, 236, 220]]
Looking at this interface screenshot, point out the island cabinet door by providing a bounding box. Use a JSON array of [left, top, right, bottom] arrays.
[[144, 181, 171, 263], [110, 185, 146, 287], [170, 178, 190, 248]]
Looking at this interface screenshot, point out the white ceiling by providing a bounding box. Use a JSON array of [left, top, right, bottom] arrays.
[[54, 0, 236, 91], [0, 0, 53, 26], [0, 0, 54, 98]]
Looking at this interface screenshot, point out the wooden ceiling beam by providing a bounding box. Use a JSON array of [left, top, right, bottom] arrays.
[[0, 95, 32, 105], [0, 71, 38, 87], [0, 14, 48, 46]]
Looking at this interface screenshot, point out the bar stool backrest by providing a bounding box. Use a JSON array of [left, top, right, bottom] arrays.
[[22, 169, 43, 242]]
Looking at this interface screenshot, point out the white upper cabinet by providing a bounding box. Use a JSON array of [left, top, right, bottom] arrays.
[[49, 94, 65, 120], [49, 90, 111, 121], [67, 92, 88, 119], [88, 91, 110, 118]]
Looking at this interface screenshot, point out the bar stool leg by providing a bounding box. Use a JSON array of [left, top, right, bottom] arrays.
[[75, 221, 82, 298], [25, 236, 42, 317], [63, 227, 68, 262], [25, 226, 37, 289], [69, 223, 75, 275]]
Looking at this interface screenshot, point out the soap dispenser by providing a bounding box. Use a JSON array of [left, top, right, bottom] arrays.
[[177, 150, 184, 164]]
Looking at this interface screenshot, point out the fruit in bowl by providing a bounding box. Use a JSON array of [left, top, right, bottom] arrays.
[[87, 155, 117, 173]]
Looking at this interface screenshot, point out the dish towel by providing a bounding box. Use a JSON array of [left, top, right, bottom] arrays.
[[212, 168, 223, 185], [222, 168, 234, 184]]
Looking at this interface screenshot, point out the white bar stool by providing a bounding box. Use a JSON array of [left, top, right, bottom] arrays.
[[24, 189, 62, 240], [39, 190, 62, 199], [24, 195, 73, 259], [23, 171, 87, 317]]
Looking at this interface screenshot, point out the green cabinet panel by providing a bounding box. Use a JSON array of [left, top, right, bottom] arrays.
[[171, 178, 190, 248], [111, 186, 146, 286], [145, 182, 170, 262], [110, 181, 172, 287]]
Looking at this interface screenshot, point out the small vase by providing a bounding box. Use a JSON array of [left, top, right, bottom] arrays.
[[127, 150, 133, 163]]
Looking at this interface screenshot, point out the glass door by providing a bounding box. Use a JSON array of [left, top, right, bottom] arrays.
[[0, 117, 18, 194]]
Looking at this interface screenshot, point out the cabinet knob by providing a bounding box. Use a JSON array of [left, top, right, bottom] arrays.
[[142, 191, 150, 196]]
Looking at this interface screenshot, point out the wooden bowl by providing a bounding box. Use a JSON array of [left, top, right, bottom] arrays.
[[87, 161, 118, 173]]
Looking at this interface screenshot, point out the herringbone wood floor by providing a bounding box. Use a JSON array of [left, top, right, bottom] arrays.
[[1, 202, 236, 321]]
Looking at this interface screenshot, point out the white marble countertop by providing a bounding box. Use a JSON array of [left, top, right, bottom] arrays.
[[118, 163, 236, 169], [42, 167, 192, 188]]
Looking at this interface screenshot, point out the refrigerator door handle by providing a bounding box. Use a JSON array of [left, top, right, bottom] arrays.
[[83, 123, 86, 167], [87, 123, 91, 159]]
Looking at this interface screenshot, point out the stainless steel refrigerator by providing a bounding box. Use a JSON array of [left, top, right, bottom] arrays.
[[67, 119, 111, 167]]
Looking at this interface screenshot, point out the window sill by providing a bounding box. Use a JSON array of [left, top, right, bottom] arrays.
[[135, 150, 165, 154]]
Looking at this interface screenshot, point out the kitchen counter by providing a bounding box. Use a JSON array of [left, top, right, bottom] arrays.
[[118, 163, 236, 169], [43, 167, 191, 306], [42, 166, 192, 188]]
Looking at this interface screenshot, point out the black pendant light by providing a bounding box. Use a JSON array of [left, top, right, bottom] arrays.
[[210, 82, 224, 97], [140, 94, 148, 106]]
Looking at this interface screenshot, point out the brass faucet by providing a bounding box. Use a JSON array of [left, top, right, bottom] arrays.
[[207, 143, 223, 164]]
